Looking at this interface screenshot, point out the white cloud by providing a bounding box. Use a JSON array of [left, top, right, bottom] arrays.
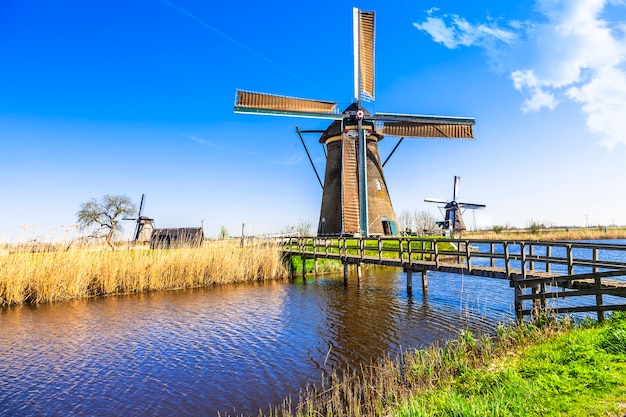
[[413, 0, 626, 146], [413, 14, 517, 49], [511, 69, 559, 112]]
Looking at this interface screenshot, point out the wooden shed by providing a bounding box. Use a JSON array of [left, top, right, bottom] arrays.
[[149, 227, 204, 249]]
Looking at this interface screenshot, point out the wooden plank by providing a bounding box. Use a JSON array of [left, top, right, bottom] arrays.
[[518, 286, 626, 301], [520, 304, 626, 316]]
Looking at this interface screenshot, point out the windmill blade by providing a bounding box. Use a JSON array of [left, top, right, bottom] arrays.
[[137, 194, 145, 218], [424, 198, 449, 204], [133, 222, 141, 242], [234, 90, 342, 120], [372, 112, 474, 139], [453, 176, 460, 202], [353, 8, 375, 102], [458, 202, 487, 210]]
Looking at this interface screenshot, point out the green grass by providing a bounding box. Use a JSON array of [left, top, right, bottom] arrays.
[[285, 237, 457, 267], [289, 255, 343, 275], [398, 314, 626, 417]]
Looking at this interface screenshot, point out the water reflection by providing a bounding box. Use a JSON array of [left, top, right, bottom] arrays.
[[1, 268, 514, 416]]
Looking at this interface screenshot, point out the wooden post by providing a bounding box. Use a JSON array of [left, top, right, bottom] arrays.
[[302, 256, 307, 282], [529, 244, 535, 271], [595, 273, 604, 322], [343, 261, 349, 286], [314, 257, 318, 277], [593, 247, 599, 274], [406, 269, 413, 295], [378, 237, 383, 262], [531, 284, 541, 317], [514, 281, 523, 321], [504, 242, 511, 277], [490, 242, 495, 268], [546, 245, 552, 273], [465, 240, 471, 273], [359, 238, 364, 261], [521, 242, 527, 280], [407, 238, 411, 265], [421, 270, 428, 295], [567, 244, 574, 276], [434, 240, 440, 269]]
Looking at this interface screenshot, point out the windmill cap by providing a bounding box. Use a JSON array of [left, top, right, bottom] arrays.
[[318, 103, 382, 143]]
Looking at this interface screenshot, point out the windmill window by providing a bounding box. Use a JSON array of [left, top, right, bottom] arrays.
[[375, 179, 382, 190]]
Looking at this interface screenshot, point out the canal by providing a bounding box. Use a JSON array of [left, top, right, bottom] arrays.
[[1, 265, 518, 416]]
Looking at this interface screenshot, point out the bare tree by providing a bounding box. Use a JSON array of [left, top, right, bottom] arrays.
[[415, 210, 438, 234], [77, 194, 136, 250], [396, 210, 414, 234], [283, 219, 314, 237], [396, 210, 438, 235]]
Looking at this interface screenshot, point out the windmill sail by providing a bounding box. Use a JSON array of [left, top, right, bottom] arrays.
[[381, 121, 474, 138], [234, 90, 341, 119], [353, 8, 375, 102]]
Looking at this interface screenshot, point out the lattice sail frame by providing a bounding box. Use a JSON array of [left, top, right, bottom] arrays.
[[354, 8, 375, 102]]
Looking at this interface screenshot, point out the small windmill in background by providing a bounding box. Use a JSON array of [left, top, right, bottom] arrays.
[[425, 176, 486, 237], [234, 7, 475, 237], [123, 194, 154, 244]]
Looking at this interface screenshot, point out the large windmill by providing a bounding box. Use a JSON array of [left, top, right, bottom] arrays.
[[425, 176, 486, 236], [123, 194, 154, 244], [234, 8, 475, 237]]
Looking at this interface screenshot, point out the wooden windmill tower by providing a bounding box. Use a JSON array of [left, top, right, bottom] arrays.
[[425, 176, 486, 237], [234, 8, 475, 237], [123, 194, 154, 244]]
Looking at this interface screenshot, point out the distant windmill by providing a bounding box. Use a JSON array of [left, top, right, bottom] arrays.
[[123, 194, 154, 243], [425, 176, 486, 236], [234, 8, 475, 237]]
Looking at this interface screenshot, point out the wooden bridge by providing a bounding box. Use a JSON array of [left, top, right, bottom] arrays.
[[283, 237, 626, 321]]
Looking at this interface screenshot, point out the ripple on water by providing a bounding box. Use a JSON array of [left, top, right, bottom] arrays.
[[1, 269, 514, 416]]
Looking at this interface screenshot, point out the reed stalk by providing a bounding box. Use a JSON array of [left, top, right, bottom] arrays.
[[259, 315, 626, 417], [0, 241, 288, 306], [466, 227, 626, 241]]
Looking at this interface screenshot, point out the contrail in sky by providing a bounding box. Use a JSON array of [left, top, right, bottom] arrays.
[[158, 0, 309, 86]]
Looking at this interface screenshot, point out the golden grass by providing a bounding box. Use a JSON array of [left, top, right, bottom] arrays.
[[0, 241, 288, 306], [465, 227, 626, 241]]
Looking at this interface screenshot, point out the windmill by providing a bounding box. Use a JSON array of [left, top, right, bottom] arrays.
[[424, 176, 486, 236], [234, 8, 475, 237], [123, 194, 154, 243]]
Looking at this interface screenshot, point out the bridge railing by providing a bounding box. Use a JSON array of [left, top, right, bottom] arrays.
[[283, 236, 626, 274]]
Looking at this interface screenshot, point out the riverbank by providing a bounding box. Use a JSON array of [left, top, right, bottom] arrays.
[[266, 314, 626, 416], [464, 226, 626, 241], [0, 241, 288, 306]]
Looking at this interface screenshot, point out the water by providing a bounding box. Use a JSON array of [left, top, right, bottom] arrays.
[[0, 264, 542, 416]]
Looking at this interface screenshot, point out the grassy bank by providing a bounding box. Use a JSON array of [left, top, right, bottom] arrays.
[[0, 241, 288, 306], [260, 314, 626, 417], [465, 227, 626, 241], [289, 256, 343, 275]]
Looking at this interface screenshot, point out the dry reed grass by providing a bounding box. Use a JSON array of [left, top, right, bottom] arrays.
[[0, 240, 288, 306], [465, 227, 626, 241]]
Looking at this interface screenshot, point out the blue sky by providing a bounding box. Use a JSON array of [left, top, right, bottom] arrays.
[[2, 0, 626, 242]]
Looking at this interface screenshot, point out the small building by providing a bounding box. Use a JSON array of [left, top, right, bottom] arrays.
[[136, 216, 155, 243], [149, 227, 204, 249]]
